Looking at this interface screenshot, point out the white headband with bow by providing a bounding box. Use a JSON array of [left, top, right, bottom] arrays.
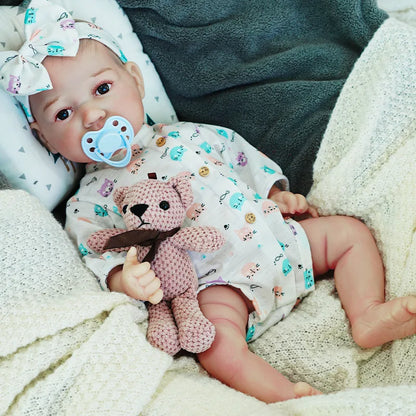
[[0, 0, 127, 122]]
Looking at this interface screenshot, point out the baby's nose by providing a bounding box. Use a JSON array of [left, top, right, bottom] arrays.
[[83, 107, 106, 130]]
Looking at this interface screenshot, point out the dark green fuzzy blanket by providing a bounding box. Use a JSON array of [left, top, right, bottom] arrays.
[[117, 0, 387, 194]]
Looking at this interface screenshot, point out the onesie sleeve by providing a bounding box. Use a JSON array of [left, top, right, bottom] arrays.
[[65, 193, 127, 290], [198, 124, 289, 198]]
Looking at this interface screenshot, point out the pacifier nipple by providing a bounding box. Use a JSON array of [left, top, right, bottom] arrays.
[[81, 116, 134, 167]]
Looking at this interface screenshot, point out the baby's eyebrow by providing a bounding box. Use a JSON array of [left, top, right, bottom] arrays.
[[43, 96, 59, 113], [91, 67, 113, 77]]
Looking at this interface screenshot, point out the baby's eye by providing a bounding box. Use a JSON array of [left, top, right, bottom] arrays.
[[56, 108, 72, 121], [96, 82, 111, 96]]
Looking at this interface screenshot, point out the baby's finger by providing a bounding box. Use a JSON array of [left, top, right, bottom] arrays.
[[295, 194, 310, 212], [308, 205, 319, 218], [284, 194, 302, 212], [121, 274, 145, 299], [125, 247, 151, 269], [124, 246, 139, 266], [125, 253, 151, 275], [134, 268, 156, 286], [148, 288, 163, 305], [141, 276, 162, 298], [123, 273, 159, 301], [283, 196, 302, 214]]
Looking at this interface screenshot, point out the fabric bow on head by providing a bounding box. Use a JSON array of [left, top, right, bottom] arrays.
[[0, 0, 126, 123], [0, 0, 78, 98]]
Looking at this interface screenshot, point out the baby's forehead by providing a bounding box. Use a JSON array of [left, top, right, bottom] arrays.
[[78, 38, 110, 53], [79, 39, 126, 65]]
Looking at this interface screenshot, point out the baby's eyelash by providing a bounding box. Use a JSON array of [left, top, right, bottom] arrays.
[[94, 81, 113, 96], [55, 108, 73, 121]]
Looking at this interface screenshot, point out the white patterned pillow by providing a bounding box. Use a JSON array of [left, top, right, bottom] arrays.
[[0, 0, 177, 210]]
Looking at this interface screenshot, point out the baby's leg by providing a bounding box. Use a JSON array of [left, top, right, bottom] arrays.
[[197, 285, 321, 403], [300, 216, 416, 348]]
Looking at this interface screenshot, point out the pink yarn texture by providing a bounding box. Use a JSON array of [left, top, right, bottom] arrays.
[[88, 174, 225, 354]]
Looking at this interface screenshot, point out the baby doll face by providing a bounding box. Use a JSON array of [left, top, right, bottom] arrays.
[[29, 40, 145, 163]]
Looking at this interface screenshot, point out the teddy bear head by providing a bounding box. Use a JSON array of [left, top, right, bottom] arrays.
[[113, 175, 194, 232]]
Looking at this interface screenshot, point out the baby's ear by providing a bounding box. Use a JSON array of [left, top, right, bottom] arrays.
[[113, 186, 129, 214], [125, 61, 145, 99]]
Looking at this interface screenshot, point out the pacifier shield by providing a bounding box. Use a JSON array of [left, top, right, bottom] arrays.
[[81, 116, 134, 167]]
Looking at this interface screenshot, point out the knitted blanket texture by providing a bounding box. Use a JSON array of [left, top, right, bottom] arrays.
[[1, 15, 416, 416]]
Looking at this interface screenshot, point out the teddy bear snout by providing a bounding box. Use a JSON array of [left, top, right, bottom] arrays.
[[130, 204, 148, 218]]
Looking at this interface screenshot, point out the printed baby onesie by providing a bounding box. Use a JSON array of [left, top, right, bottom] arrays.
[[65, 122, 314, 341]]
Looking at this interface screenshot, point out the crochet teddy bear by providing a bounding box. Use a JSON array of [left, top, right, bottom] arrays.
[[87, 174, 225, 355]]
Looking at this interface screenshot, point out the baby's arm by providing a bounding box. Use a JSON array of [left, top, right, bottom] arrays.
[[268, 186, 318, 217], [107, 247, 163, 304]]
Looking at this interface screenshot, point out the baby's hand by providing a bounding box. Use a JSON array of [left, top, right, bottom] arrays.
[[269, 191, 318, 218], [121, 247, 163, 304]]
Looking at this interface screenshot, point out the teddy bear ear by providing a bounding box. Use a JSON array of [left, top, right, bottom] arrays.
[[113, 186, 129, 214], [168, 175, 194, 209]]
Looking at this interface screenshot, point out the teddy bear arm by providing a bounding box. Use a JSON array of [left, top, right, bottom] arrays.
[[87, 228, 128, 253], [171, 227, 225, 253]]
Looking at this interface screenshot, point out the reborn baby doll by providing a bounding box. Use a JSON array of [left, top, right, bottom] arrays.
[[3, 0, 416, 403]]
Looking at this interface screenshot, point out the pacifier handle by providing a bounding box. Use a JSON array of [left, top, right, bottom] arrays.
[[81, 116, 134, 167]]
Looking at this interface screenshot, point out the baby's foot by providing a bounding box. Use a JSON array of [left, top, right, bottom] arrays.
[[293, 382, 322, 399], [352, 296, 416, 348]]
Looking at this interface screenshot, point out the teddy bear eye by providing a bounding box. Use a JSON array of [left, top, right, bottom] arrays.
[[159, 200, 170, 210]]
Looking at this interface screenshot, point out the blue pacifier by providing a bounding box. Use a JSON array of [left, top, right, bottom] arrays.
[[81, 116, 134, 167]]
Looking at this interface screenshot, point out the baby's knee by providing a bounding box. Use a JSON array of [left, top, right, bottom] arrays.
[[332, 215, 374, 245]]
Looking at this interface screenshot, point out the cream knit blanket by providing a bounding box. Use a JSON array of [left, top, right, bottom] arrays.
[[1, 17, 416, 415]]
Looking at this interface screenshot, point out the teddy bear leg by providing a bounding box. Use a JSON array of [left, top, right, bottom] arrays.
[[171, 292, 216, 353], [147, 300, 181, 355]]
